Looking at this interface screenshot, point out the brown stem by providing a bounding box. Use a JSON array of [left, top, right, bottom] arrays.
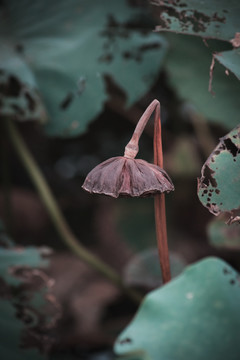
[[124, 99, 160, 159], [153, 102, 171, 284], [125, 99, 171, 284]]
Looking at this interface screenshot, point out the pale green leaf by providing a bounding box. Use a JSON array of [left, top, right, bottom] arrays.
[[165, 34, 240, 129], [115, 257, 240, 360], [198, 124, 240, 221]]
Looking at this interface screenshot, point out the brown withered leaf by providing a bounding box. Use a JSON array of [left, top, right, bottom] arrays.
[[82, 156, 174, 198]]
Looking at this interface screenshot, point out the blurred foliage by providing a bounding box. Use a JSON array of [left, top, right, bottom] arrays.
[[115, 198, 156, 251], [198, 124, 240, 221], [164, 135, 201, 178], [208, 217, 240, 249], [115, 257, 240, 360], [215, 49, 240, 80], [123, 248, 186, 288], [165, 34, 240, 129], [0, 220, 57, 359], [0, 0, 167, 136]]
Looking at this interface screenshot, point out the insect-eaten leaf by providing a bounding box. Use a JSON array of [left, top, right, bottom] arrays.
[[115, 257, 240, 360], [198, 124, 240, 223], [0, 220, 60, 359], [0, 0, 168, 137], [152, 0, 240, 43]]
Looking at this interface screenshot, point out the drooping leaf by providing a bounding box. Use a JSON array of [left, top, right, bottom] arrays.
[[215, 49, 240, 80], [0, 0, 168, 137], [165, 34, 240, 129], [151, 0, 240, 43], [198, 124, 240, 221], [115, 257, 240, 360], [124, 248, 186, 288], [0, 221, 57, 359], [207, 217, 240, 249]]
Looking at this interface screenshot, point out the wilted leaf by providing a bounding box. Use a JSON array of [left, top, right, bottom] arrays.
[[198, 124, 240, 221], [124, 248, 186, 288], [215, 49, 240, 80], [115, 257, 240, 360], [152, 0, 240, 43], [165, 34, 240, 129], [0, 0, 168, 137], [207, 217, 240, 249]]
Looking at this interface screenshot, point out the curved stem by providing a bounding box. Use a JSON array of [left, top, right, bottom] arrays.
[[124, 99, 159, 159], [125, 99, 171, 284], [5, 119, 143, 304]]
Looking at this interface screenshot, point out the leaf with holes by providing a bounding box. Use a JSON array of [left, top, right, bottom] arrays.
[[151, 1, 240, 83], [0, 0, 167, 137], [115, 257, 240, 360], [0, 221, 58, 359], [207, 217, 240, 249], [165, 34, 240, 129], [151, 0, 240, 43], [198, 124, 240, 222]]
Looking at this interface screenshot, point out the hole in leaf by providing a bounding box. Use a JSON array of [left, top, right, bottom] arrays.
[[202, 165, 217, 187], [119, 337, 132, 344], [223, 138, 239, 157], [223, 267, 231, 275], [25, 92, 36, 111], [60, 93, 74, 110], [11, 104, 25, 116]]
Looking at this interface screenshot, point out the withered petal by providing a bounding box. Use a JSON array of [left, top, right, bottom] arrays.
[[82, 156, 174, 198]]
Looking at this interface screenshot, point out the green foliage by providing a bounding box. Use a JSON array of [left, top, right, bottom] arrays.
[[116, 198, 156, 251], [207, 217, 240, 249], [124, 248, 186, 288], [215, 49, 240, 80], [152, 0, 240, 42], [0, 0, 167, 137], [165, 34, 240, 129], [0, 221, 53, 359], [115, 258, 240, 360], [198, 124, 240, 220]]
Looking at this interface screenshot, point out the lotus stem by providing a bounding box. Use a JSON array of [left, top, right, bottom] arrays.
[[124, 99, 171, 284]]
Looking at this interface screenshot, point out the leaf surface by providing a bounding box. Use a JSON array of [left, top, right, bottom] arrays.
[[152, 0, 240, 42], [198, 124, 240, 221], [165, 34, 240, 129], [115, 257, 240, 360], [0, 0, 167, 136]]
